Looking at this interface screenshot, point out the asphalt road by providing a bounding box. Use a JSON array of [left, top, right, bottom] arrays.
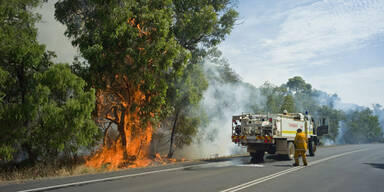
[[1, 144, 384, 192]]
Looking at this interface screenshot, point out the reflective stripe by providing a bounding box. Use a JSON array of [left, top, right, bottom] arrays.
[[282, 131, 313, 134], [254, 136, 273, 141], [295, 149, 306, 151], [282, 131, 297, 134]]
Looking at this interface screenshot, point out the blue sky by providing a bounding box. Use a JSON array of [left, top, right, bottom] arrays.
[[219, 0, 384, 107], [36, 0, 384, 107]]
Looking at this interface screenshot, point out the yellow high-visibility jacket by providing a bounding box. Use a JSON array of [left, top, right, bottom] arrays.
[[294, 132, 308, 150]]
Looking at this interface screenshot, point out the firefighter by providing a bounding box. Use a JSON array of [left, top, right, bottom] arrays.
[[293, 128, 308, 166]]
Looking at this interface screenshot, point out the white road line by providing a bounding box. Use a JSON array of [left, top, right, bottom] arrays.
[[17, 164, 201, 192], [235, 164, 264, 167], [220, 166, 303, 192], [220, 148, 369, 192], [17, 148, 370, 192]]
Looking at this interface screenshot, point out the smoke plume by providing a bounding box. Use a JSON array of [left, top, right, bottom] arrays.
[[176, 60, 265, 159]]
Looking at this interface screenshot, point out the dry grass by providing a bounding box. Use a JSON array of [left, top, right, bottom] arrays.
[[0, 160, 109, 183], [0, 153, 251, 183], [0, 157, 186, 183]]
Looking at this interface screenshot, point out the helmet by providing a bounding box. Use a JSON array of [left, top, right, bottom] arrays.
[[283, 110, 288, 114], [297, 128, 302, 133]]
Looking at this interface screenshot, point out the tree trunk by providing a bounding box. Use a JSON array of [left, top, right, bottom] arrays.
[[168, 110, 180, 158], [117, 108, 128, 159], [23, 143, 37, 164], [103, 122, 112, 146]]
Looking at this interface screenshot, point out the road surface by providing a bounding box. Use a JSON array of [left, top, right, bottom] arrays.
[[1, 144, 384, 192]]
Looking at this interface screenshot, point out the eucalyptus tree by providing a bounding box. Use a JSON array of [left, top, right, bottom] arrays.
[[0, 0, 97, 163]]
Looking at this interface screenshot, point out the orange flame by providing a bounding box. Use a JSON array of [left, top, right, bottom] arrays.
[[86, 86, 154, 169], [86, 18, 177, 170], [87, 85, 180, 170]]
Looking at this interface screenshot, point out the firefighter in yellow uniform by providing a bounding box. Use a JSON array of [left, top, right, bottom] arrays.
[[293, 128, 308, 166]]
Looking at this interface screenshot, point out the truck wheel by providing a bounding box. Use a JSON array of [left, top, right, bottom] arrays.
[[286, 142, 295, 160], [309, 140, 316, 156], [250, 151, 264, 163]]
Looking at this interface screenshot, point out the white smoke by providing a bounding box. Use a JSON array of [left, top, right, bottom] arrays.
[[175, 61, 265, 159], [321, 138, 335, 146], [336, 121, 346, 144], [34, 0, 77, 64]]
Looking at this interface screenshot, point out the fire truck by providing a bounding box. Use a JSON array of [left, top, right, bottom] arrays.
[[231, 112, 328, 162]]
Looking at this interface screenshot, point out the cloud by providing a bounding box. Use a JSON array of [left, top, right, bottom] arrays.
[[219, 0, 384, 106], [34, 0, 384, 106], [308, 66, 384, 106], [262, 0, 384, 66]]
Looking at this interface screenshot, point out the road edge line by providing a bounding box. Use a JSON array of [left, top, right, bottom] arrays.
[[17, 164, 199, 192], [220, 148, 369, 192]]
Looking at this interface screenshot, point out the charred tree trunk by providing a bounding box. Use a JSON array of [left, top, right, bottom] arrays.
[[117, 108, 128, 159], [168, 110, 180, 158], [103, 122, 112, 146]]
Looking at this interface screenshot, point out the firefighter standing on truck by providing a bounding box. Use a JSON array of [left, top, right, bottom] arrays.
[[293, 128, 308, 166]]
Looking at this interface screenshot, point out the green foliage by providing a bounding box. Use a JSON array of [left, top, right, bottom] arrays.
[[281, 94, 295, 113], [343, 108, 383, 144], [266, 95, 278, 113], [0, 0, 47, 162], [373, 104, 384, 140], [174, 108, 206, 147], [260, 82, 287, 113], [0, 0, 98, 163], [165, 62, 208, 156], [172, 0, 238, 50], [0, 64, 99, 163], [55, 0, 185, 125], [205, 48, 240, 84], [256, 76, 348, 143], [55, 0, 235, 158], [163, 1, 238, 156], [0, 67, 8, 110], [315, 105, 344, 141], [27, 64, 99, 161], [279, 76, 382, 144], [285, 76, 312, 93], [0, 144, 15, 162]]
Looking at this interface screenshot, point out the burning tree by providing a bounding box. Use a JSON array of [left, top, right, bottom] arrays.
[[55, 0, 187, 168]]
